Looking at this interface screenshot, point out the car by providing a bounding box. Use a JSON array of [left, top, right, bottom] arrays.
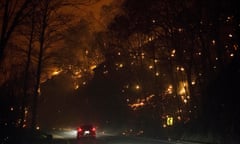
[[77, 124, 96, 139]]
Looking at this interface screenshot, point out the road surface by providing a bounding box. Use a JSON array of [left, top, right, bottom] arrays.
[[49, 129, 205, 144]]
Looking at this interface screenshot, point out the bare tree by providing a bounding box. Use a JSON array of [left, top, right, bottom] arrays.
[[29, 0, 103, 129], [0, 0, 32, 62]]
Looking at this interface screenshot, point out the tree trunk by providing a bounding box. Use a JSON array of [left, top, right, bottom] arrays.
[[31, 1, 48, 129]]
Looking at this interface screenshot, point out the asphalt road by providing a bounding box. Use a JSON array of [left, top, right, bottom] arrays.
[[48, 129, 207, 144], [50, 132, 205, 144], [51, 136, 196, 144]]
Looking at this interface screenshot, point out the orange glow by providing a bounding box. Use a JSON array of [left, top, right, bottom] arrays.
[[178, 81, 188, 95], [148, 65, 153, 69], [129, 102, 145, 110], [90, 65, 97, 70], [166, 85, 173, 94], [135, 85, 140, 90], [171, 49, 176, 57], [52, 70, 61, 76]]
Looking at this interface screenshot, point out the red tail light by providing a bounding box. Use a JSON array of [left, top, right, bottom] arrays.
[[77, 128, 82, 132], [92, 127, 96, 131]]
